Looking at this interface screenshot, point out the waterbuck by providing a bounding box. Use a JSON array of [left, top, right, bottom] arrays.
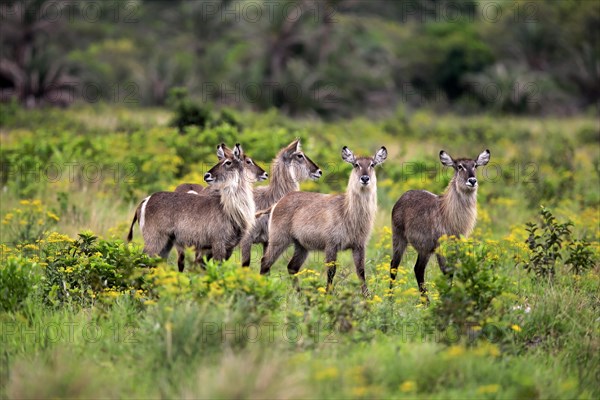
[[389, 149, 491, 295], [260, 146, 387, 295], [174, 150, 268, 194], [240, 139, 322, 267], [127, 143, 265, 271]]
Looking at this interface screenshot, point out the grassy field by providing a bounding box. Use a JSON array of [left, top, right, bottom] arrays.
[[1, 105, 599, 399]]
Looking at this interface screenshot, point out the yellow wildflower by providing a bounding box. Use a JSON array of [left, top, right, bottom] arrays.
[[399, 380, 417, 393], [474, 342, 500, 357], [444, 345, 465, 358], [103, 289, 120, 299], [314, 366, 339, 381], [46, 211, 60, 222], [477, 384, 500, 394], [401, 287, 419, 297], [351, 386, 368, 397], [45, 232, 74, 243]]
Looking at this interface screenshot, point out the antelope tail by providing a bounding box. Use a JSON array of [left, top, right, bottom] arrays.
[[127, 211, 137, 242], [127, 200, 145, 242]]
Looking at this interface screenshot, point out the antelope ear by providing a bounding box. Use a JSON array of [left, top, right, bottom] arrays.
[[439, 151, 454, 167], [233, 143, 243, 160], [373, 146, 387, 166], [216, 143, 226, 160], [341, 146, 356, 164], [476, 149, 490, 166], [285, 139, 301, 157]]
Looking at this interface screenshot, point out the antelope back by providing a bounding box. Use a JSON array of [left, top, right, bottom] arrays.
[[174, 183, 204, 194]]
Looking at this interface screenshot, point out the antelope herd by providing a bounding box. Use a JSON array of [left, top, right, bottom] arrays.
[[128, 140, 490, 296]]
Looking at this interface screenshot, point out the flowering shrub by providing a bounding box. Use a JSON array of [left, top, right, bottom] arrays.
[[2, 199, 59, 244], [42, 232, 160, 307], [143, 258, 282, 314]]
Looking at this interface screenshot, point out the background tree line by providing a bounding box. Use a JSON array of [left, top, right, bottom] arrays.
[[1, 0, 598, 118]]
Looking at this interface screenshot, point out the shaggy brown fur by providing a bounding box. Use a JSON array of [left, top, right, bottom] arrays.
[[260, 146, 387, 295], [169, 147, 269, 268], [390, 149, 490, 295], [240, 139, 321, 267], [127, 144, 265, 271]]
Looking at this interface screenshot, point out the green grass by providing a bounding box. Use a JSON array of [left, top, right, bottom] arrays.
[[1, 106, 598, 398]]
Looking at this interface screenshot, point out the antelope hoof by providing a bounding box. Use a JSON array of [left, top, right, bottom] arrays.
[[361, 285, 371, 298]]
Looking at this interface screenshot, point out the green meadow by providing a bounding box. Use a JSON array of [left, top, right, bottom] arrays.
[[1, 105, 598, 398]]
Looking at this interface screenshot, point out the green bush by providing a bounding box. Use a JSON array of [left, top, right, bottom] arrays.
[[42, 232, 159, 307], [167, 87, 212, 133], [0, 257, 39, 312], [142, 258, 282, 314], [431, 236, 511, 341], [522, 206, 572, 278], [565, 239, 596, 275], [519, 206, 596, 278]]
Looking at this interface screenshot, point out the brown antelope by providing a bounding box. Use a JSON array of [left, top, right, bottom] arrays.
[[240, 139, 322, 267], [260, 146, 387, 295], [170, 146, 269, 269], [174, 151, 268, 195], [389, 149, 490, 295], [127, 144, 265, 271]]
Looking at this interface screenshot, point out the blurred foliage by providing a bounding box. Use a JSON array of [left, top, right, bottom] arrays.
[[1, 0, 598, 116], [1, 105, 598, 214], [0, 256, 39, 312], [167, 87, 212, 133]]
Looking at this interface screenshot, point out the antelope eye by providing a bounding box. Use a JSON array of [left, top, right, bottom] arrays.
[[353, 163, 359, 168], [370, 163, 375, 168], [246, 159, 253, 165], [296, 154, 304, 159], [457, 165, 464, 171], [224, 160, 232, 166]]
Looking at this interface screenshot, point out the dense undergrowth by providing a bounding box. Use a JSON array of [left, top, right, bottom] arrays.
[[1, 105, 598, 398]]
